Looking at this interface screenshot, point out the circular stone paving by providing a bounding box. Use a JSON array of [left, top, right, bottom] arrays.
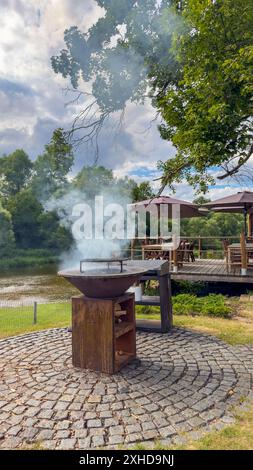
[[0, 328, 253, 450]]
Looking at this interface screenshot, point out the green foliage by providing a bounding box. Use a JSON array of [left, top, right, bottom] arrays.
[[32, 128, 74, 200], [173, 293, 232, 318], [0, 129, 75, 257], [74, 166, 114, 198], [181, 212, 244, 241], [6, 189, 72, 252], [172, 280, 208, 295], [38, 211, 73, 251], [157, 0, 253, 190], [0, 249, 59, 270], [137, 293, 232, 318], [52, 0, 253, 191], [0, 203, 15, 255], [6, 190, 43, 249], [0, 149, 33, 197], [132, 181, 155, 202]]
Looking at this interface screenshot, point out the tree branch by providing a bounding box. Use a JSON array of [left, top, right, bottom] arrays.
[[218, 143, 253, 180]]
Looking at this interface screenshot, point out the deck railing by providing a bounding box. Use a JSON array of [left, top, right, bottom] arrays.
[[129, 236, 241, 261]]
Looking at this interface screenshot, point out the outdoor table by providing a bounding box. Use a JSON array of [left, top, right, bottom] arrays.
[[142, 242, 193, 264], [228, 243, 253, 268], [142, 243, 174, 267]]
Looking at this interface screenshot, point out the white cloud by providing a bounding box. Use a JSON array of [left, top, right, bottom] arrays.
[[0, 0, 251, 203], [0, 0, 176, 182]]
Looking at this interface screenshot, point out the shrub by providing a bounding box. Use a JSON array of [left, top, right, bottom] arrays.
[[173, 293, 232, 318]]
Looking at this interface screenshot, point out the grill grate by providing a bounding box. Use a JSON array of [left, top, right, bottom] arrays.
[[80, 258, 130, 274]]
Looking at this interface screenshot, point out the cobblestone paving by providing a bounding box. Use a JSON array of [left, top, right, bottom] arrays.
[[0, 328, 253, 449]]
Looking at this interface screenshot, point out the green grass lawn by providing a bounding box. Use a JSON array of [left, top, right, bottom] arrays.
[[1, 301, 253, 345], [0, 302, 71, 338], [132, 408, 253, 451], [177, 409, 253, 450]]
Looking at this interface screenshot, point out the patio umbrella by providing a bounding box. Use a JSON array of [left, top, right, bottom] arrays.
[[131, 196, 203, 219], [204, 191, 253, 236], [130, 195, 205, 240]]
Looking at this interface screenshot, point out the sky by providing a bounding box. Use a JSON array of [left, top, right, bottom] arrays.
[[0, 0, 251, 202]]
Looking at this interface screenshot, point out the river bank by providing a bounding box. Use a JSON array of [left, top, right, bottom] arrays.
[[0, 249, 60, 270]]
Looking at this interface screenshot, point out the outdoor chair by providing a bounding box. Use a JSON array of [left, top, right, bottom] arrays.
[[229, 249, 242, 273], [176, 241, 186, 267], [222, 239, 229, 271], [187, 241, 195, 262]]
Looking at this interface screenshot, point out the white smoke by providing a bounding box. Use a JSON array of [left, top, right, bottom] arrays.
[[44, 184, 134, 269]]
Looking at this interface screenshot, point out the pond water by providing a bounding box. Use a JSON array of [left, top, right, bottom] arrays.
[[0, 265, 79, 306]]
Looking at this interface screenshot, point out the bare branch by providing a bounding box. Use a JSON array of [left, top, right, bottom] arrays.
[[218, 143, 253, 180]]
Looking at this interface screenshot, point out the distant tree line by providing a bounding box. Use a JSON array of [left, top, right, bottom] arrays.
[[0, 128, 154, 258]]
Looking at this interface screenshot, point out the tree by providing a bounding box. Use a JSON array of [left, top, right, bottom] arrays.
[[193, 196, 211, 206], [0, 203, 15, 255], [38, 211, 73, 251], [0, 150, 33, 198], [32, 128, 74, 200], [132, 181, 155, 202], [157, 0, 253, 191], [7, 189, 73, 251], [7, 190, 43, 249], [52, 0, 253, 191], [51, 1, 181, 146], [73, 165, 114, 200]]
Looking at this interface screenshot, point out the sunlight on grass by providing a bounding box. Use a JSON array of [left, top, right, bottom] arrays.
[[135, 308, 253, 345], [0, 303, 71, 339], [1, 302, 253, 346], [175, 409, 253, 450]]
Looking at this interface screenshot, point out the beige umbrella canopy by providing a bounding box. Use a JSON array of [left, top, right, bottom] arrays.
[[204, 191, 253, 235]]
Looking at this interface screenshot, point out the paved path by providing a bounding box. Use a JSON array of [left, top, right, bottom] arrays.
[[0, 328, 253, 449]]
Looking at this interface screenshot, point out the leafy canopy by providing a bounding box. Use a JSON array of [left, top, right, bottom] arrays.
[[0, 149, 33, 197], [32, 128, 74, 200], [52, 0, 253, 191]]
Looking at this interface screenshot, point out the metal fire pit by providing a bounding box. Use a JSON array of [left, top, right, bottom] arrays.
[[58, 258, 148, 298]]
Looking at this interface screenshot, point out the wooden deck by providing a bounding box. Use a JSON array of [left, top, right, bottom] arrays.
[[171, 259, 253, 283]]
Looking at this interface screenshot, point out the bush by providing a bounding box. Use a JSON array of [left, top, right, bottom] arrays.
[[0, 204, 15, 255], [171, 280, 208, 295], [173, 293, 232, 318]]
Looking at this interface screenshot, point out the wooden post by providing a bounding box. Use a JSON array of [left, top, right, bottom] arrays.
[[130, 239, 135, 260], [240, 231, 247, 276], [172, 234, 178, 272], [248, 213, 253, 239], [225, 245, 229, 272], [159, 274, 172, 333], [142, 243, 145, 260], [33, 301, 37, 325], [198, 236, 201, 259]]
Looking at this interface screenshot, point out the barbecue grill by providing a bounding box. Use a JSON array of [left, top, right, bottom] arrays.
[[58, 257, 149, 374], [58, 257, 147, 298]]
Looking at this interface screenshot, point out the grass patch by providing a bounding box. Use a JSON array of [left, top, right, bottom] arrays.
[[176, 408, 253, 450], [0, 303, 71, 339], [0, 295, 252, 346], [136, 300, 253, 345]]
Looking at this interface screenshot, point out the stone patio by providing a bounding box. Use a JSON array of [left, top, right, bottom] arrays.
[[0, 328, 253, 449]]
